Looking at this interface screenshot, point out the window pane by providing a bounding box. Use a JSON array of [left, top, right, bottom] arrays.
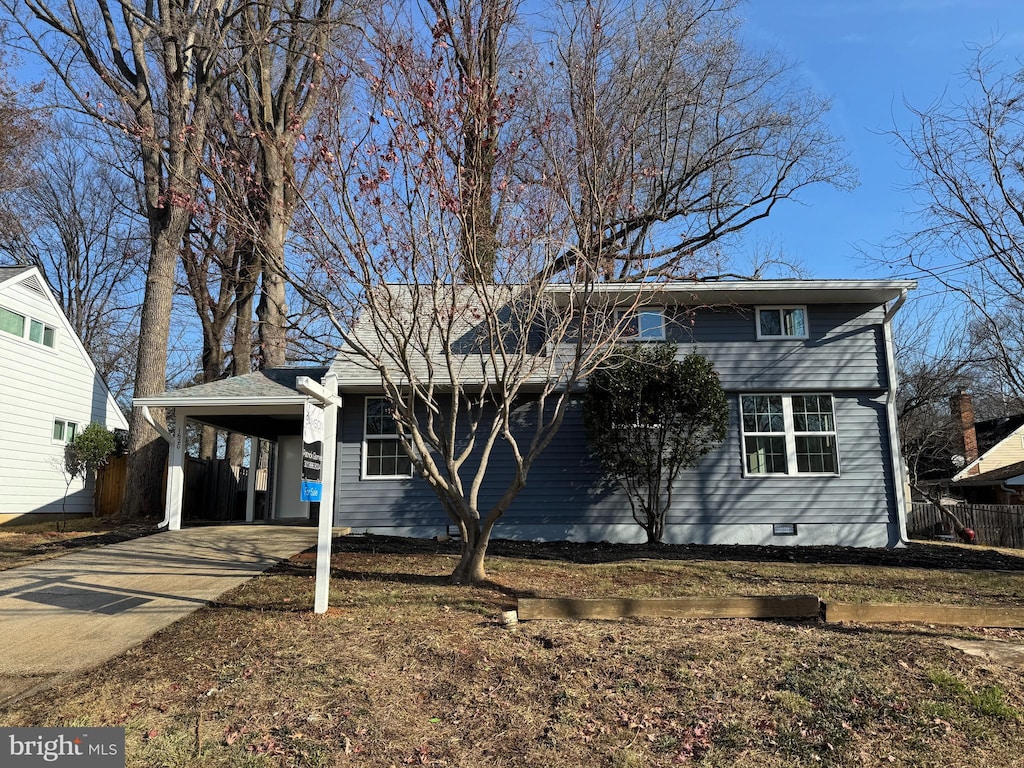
[[745, 436, 788, 474], [366, 398, 397, 436], [758, 309, 781, 337], [792, 395, 834, 432], [67, 422, 78, 441], [366, 439, 411, 476], [637, 310, 665, 339], [742, 395, 784, 433], [0, 307, 25, 336], [42, 326, 55, 348], [53, 420, 65, 441], [783, 308, 806, 337], [796, 435, 838, 473], [29, 319, 43, 343]]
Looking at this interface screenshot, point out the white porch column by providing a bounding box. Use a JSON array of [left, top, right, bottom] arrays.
[[166, 409, 187, 531], [314, 373, 339, 614], [245, 437, 258, 523]]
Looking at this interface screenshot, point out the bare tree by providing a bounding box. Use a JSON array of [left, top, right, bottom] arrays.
[[533, 0, 855, 282], [893, 303, 978, 538], [297, 0, 850, 582], [891, 46, 1024, 405], [0, 123, 145, 402], [4, 0, 248, 517]]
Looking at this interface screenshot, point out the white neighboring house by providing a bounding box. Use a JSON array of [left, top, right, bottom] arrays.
[[0, 266, 129, 522]]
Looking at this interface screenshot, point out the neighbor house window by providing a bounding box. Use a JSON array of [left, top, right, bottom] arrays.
[[756, 306, 807, 339], [52, 418, 79, 444], [0, 306, 55, 348], [363, 397, 412, 478], [616, 307, 665, 340], [740, 394, 839, 476], [0, 307, 26, 337]]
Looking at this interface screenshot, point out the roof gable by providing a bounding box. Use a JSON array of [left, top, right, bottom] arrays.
[[0, 266, 129, 430]]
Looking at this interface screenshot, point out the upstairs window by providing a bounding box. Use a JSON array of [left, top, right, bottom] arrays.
[[756, 306, 807, 340], [0, 306, 56, 348], [0, 307, 25, 337], [363, 397, 412, 479], [616, 308, 665, 340], [740, 394, 839, 476]]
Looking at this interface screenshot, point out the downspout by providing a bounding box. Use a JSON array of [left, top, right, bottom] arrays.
[[141, 406, 174, 529], [883, 290, 910, 545]]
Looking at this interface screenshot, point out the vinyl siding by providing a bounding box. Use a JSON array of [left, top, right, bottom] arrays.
[[334, 392, 898, 546], [0, 277, 126, 516], [664, 304, 886, 391], [332, 302, 898, 545]]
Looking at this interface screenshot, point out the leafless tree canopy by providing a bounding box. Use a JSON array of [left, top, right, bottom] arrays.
[[535, 0, 855, 281], [0, 123, 145, 402], [892, 47, 1024, 405]]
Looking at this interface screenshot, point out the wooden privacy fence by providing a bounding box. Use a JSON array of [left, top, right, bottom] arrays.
[[908, 502, 1024, 549], [184, 457, 249, 521], [94, 454, 128, 517]]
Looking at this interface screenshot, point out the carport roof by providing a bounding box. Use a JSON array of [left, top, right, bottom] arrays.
[[134, 366, 329, 407]]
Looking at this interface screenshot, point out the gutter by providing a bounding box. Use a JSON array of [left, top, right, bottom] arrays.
[[883, 289, 911, 545]]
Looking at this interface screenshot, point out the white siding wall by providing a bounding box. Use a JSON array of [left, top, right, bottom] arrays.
[[0, 277, 126, 516]]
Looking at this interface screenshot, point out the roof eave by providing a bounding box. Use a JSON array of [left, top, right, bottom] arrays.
[[132, 396, 308, 408]]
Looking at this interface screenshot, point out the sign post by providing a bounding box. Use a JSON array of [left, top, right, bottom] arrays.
[[300, 400, 324, 503]]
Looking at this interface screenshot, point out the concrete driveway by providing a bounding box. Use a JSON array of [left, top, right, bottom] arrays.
[[0, 525, 317, 706]]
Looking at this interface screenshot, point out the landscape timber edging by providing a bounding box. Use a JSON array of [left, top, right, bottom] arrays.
[[516, 597, 1024, 628], [824, 602, 1024, 628], [516, 595, 821, 621]]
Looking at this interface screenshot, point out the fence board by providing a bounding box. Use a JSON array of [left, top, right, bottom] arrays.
[[908, 502, 1024, 549], [94, 455, 127, 517]]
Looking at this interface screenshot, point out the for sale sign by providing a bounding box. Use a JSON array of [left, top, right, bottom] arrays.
[[301, 400, 324, 502]]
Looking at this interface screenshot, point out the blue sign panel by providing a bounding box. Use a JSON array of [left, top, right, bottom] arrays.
[[300, 480, 323, 503]]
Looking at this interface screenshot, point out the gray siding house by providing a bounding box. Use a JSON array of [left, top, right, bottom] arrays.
[[136, 280, 914, 547]]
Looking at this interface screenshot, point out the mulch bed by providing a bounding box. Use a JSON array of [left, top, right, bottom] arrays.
[[328, 532, 1024, 571]]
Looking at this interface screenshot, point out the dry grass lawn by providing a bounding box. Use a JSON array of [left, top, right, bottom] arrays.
[[4, 538, 1024, 767]]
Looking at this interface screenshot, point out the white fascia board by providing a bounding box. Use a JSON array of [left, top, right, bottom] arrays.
[[132, 396, 308, 408], [544, 280, 918, 306]]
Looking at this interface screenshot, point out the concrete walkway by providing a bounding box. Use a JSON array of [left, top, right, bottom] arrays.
[[0, 525, 317, 706]]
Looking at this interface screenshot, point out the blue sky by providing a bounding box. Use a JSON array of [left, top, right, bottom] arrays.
[[740, 0, 1024, 279]]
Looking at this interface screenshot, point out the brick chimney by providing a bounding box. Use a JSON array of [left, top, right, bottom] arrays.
[[950, 391, 979, 467]]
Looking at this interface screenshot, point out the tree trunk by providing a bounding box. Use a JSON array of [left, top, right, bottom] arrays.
[[255, 151, 291, 369], [120, 226, 181, 519], [450, 522, 491, 584], [200, 426, 217, 460]]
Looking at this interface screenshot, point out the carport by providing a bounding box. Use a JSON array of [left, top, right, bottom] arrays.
[[132, 367, 334, 529]]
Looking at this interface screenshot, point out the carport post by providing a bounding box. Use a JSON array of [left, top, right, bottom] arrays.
[[166, 409, 187, 530], [297, 373, 340, 614]]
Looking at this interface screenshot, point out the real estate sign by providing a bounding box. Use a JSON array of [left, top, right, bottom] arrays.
[[301, 400, 324, 503]]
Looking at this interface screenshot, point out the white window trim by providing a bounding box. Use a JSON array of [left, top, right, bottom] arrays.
[[755, 305, 809, 340], [52, 417, 80, 445], [361, 396, 414, 480], [0, 304, 58, 351], [615, 306, 667, 341], [739, 393, 841, 478]]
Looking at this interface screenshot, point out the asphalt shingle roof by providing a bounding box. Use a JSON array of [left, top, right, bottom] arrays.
[[148, 367, 329, 401]]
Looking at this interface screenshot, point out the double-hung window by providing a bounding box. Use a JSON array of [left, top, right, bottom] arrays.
[[755, 306, 807, 339], [616, 307, 665, 340], [740, 394, 839, 476], [363, 397, 412, 478]]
